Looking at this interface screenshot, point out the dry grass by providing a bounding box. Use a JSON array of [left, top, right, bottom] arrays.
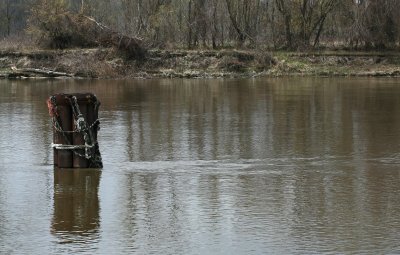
[[54, 49, 121, 78], [3, 44, 400, 79], [0, 35, 38, 52]]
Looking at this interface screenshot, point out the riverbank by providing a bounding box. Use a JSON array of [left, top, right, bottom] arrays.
[[1, 48, 400, 79]]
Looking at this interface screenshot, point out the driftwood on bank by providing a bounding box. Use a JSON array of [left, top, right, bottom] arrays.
[[19, 68, 73, 77], [6, 68, 74, 79]]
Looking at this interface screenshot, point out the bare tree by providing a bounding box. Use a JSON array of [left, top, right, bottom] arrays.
[[275, 0, 293, 48], [2, 0, 400, 49]]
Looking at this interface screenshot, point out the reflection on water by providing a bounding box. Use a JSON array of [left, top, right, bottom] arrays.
[[0, 78, 400, 254], [52, 169, 101, 244]]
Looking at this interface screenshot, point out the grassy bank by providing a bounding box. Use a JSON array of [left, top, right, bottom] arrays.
[[271, 51, 400, 77], [1, 48, 400, 79]]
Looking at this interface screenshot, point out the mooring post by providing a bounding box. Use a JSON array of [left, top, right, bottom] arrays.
[[47, 93, 103, 169], [56, 94, 73, 168]]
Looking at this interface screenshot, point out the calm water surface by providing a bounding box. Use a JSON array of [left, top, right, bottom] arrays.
[[0, 78, 399, 254]]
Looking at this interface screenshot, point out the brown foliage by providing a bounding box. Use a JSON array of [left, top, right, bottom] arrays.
[[27, 1, 146, 59]]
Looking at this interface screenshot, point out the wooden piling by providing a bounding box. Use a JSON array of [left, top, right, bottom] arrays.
[[47, 93, 102, 168], [53, 131, 58, 167], [56, 95, 73, 168]]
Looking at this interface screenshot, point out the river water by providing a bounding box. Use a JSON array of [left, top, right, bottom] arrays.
[[0, 78, 399, 254]]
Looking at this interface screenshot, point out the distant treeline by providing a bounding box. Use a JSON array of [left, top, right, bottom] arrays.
[[1, 0, 400, 50]]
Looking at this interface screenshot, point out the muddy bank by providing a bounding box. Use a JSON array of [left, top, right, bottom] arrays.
[[1, 48, 400, 79]]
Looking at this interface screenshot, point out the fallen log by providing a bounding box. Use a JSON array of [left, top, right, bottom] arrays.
[[7, 68, 75, 79], [18, 68, 74, 77], [31, 12, 147, 60], [77, 15, 146, 59]]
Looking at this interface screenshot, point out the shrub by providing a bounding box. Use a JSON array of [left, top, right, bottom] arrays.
[[27, 0, 146, 59]]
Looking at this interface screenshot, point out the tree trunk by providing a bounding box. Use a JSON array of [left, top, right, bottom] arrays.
[[6, 0, 11, 36], [187, 0, 193, 49], [313, 16, 327, 48], [225, 0, 246, 46], [211, 1, 218, 49], [275, 0, 293, 49], [284, 14, 292, 48]]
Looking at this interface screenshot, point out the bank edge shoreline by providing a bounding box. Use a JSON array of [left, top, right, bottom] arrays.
[[1, 48, 400, 79]]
